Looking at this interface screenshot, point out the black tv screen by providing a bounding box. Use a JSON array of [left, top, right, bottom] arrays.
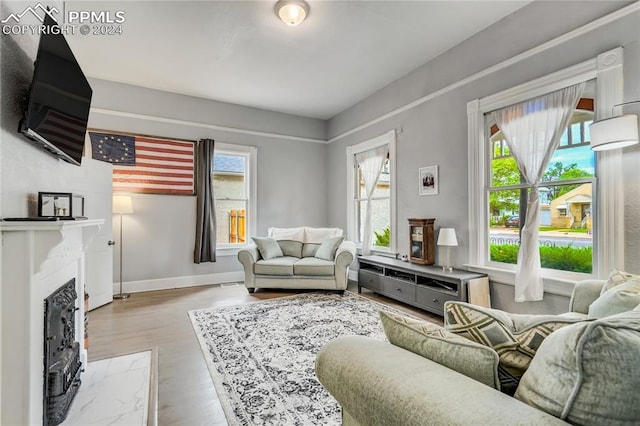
[[19, 14, 92, 166]]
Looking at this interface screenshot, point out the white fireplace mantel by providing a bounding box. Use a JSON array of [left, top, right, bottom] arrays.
[[1, 219, 103, 425]]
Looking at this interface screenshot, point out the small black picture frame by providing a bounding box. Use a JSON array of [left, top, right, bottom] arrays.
[[38, 192, 73, 219]]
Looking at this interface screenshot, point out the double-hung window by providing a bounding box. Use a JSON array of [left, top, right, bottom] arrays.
[[212, 143, 257, 254], [347, 130, 397, 254], [467, 48, 626, 294], [487, 108, 595, 273]]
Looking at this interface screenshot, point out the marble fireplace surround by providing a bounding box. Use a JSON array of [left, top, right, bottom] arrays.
[[1, 219, 103, 425]]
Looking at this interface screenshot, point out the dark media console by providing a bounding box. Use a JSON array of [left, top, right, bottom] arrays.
[[357, 255, 489, 315]]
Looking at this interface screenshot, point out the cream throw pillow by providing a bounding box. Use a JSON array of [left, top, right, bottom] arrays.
[[600, 269, 640, 294], [588, 278, 640, 319]]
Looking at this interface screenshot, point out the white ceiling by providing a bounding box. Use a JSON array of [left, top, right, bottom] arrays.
[[63, 1, 533, 119]]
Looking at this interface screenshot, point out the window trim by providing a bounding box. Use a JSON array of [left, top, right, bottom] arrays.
[[466, 47, 625, 293], [214, 143, 257, 257], [346, 130, 397, 255]]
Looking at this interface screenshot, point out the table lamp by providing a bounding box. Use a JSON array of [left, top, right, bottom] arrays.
[[437, 228, 458, 273]]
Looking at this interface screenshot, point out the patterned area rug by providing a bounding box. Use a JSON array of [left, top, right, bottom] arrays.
[[189, 291, 408, 426]]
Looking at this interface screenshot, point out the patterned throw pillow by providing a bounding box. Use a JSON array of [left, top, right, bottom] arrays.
[[600, 269, 640, 295], [445, 302, 581, 395], [379, 311, 500, 389]]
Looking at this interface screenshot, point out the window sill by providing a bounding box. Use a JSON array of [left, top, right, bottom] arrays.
[[216, 246, 246, 257], [462, 264, 589, 298], [355, 246, 397, 258]]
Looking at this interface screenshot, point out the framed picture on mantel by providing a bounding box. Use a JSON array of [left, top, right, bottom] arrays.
[[38, 192, 73, 219]]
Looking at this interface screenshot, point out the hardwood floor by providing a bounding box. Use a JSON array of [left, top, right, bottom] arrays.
[[87, 281, 442, 425]]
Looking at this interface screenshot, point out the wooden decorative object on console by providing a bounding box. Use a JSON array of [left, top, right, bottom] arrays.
[[408, 218, 435, 265]]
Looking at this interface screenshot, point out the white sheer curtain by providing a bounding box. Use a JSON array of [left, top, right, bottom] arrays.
[[492, 83, 584, 302], [355, 145, 389, 255]]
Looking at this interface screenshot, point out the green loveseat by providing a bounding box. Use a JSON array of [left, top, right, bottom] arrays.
[[316, 277, 640, 425]]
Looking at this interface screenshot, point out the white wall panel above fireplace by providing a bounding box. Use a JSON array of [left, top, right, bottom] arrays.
[[0, 219, 103, 425]]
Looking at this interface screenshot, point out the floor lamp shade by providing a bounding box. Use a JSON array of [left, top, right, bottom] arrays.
[[113, 195, 134, 214], [589, 114, 639, 151]]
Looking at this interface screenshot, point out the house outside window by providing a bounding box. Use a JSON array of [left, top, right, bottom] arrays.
[[212, 144, 257, 253], [347, 130, 397, 254]]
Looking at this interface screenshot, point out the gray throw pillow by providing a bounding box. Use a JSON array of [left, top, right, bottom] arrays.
[[252, 237, 283, 260], [380, 311, 500, 389], [302, 243, 321, 258], [515, 310, 640, 425], [277, 240, 303, 258], [314, 236, 345, 261]]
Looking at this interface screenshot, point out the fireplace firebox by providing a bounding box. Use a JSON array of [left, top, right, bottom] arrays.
[[43, 278, 82, 426]]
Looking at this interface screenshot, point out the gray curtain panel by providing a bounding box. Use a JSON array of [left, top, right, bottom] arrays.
[[194, 139, 217, 263]]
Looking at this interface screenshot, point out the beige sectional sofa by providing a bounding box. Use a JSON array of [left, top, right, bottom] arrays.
[[316, 275, 640, 425], [237, 227, 356, 293]]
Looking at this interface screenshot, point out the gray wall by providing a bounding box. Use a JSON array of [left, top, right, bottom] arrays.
[[1, 0, 328, 285], [88, 79, 328, 282], [326, 1, 640, 313], [2, 1, 638, 306], [0, 11, 328, 285], [0, 4, 101, 218]]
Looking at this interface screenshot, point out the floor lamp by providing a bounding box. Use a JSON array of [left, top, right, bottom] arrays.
[[113, 195, 134, 299]]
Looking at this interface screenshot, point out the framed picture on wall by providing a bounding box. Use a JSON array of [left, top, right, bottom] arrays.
[[419, 165, 438, 196]]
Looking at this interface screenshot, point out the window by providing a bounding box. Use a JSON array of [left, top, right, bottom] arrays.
[[347, 130, 396, 253], [356, 156, 391, 247], [467, 47, 626, 292], [488, 109, 595, 273], [212, 143, 257, 253]]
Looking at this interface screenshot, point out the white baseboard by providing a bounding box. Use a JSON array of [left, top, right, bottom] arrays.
[[113, 271, 245, 294], [348, 269, 358, 281]]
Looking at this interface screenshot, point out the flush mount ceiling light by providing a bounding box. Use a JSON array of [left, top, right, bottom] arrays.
[[275, 0, 309, 26]]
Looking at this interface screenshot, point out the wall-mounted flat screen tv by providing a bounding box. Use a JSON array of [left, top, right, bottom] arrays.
[[19, 13, 92, 166]]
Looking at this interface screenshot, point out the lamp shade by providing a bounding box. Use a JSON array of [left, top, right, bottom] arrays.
[[589, 114, 639, 151], [113, 195, 133, 214], [437, 228, 458, 246], [275, 0, 309, 26]]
